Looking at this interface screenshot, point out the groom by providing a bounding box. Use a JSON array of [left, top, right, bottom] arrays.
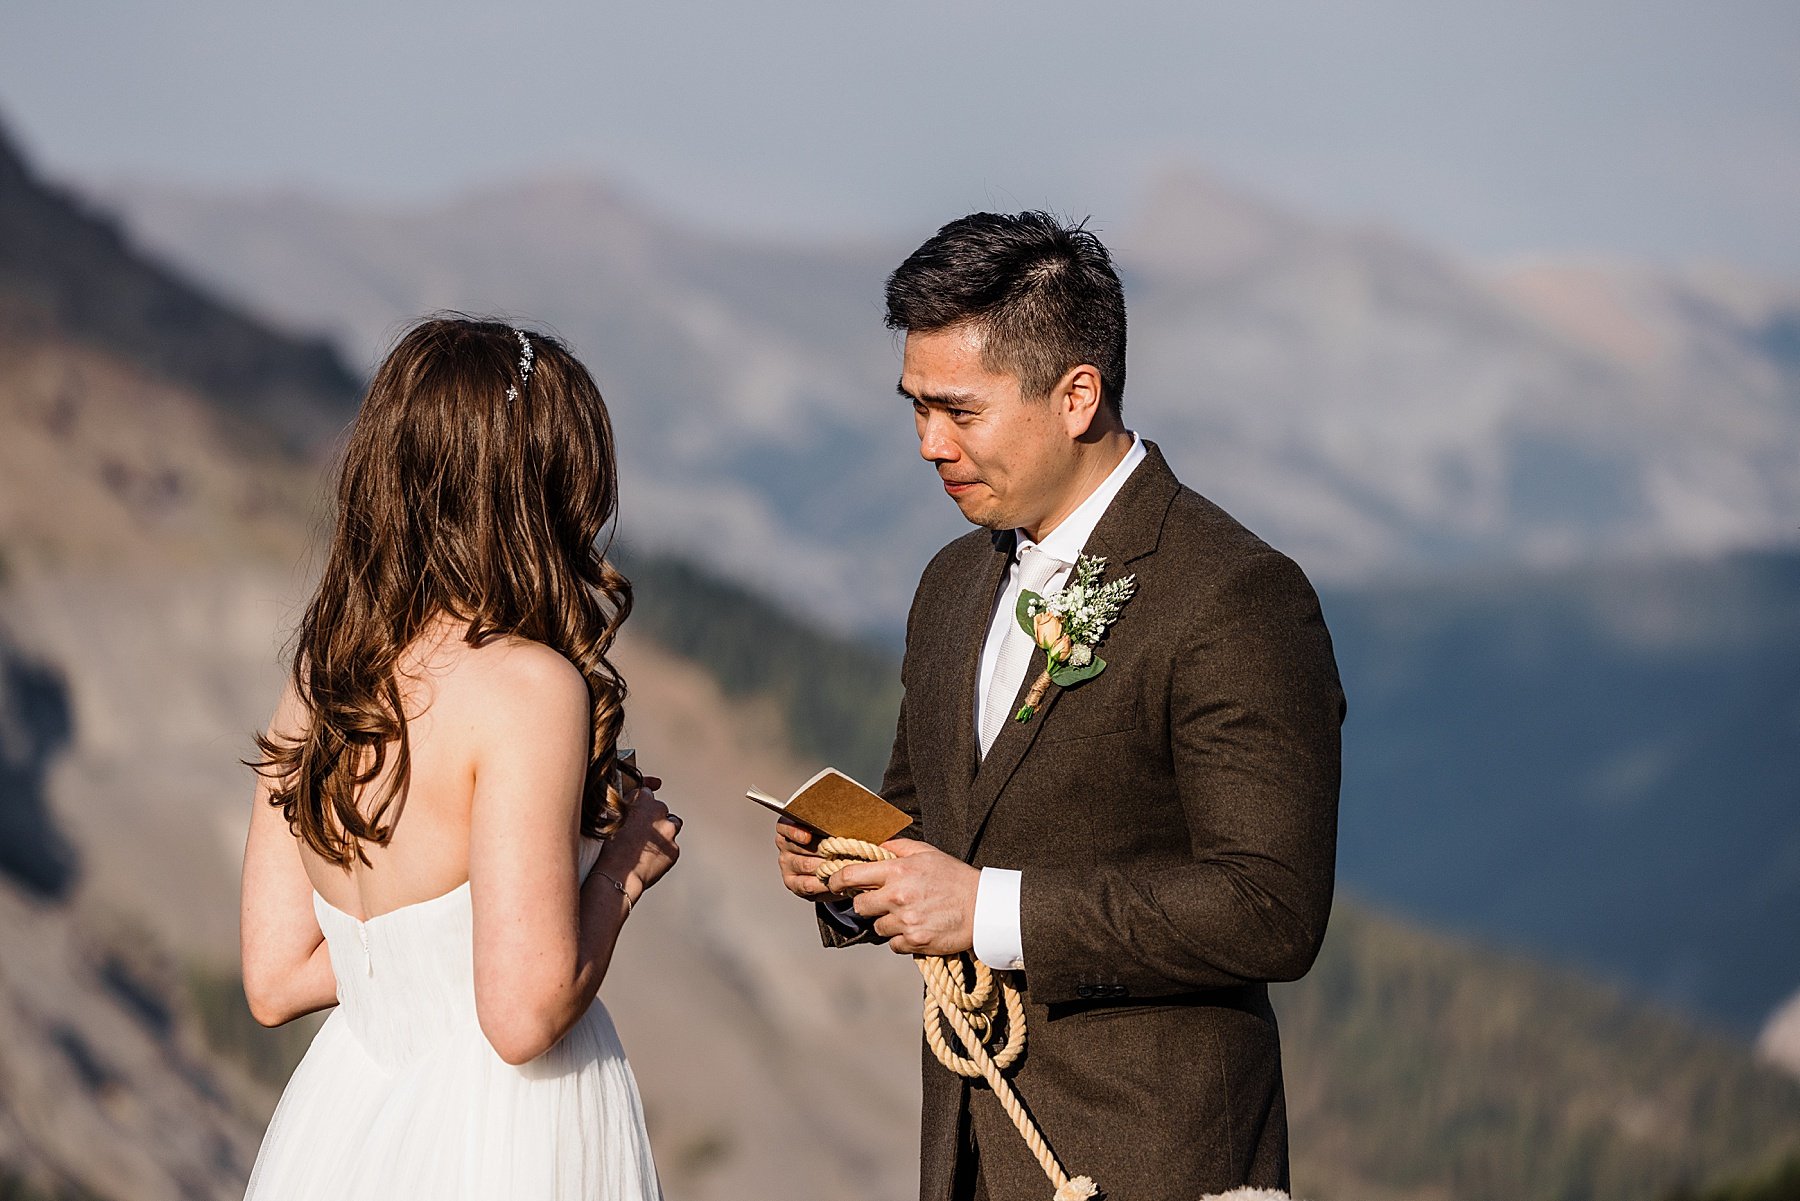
[[776, 211, 1344, 1200]]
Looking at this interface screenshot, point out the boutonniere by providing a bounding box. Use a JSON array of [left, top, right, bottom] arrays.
[[1014, 554, 1137, 722]]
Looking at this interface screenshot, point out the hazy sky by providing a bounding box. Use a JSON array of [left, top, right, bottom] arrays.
[[3, 0, 1797, 269]]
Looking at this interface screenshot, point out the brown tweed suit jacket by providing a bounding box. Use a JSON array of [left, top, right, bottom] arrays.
[[822, 442, 1344, 1201]]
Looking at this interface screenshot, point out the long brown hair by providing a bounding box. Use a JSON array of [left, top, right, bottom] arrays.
[[254, 316, 633, 868]]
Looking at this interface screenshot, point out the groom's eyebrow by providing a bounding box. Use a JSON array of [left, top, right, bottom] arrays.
[[898, 382, 983, 408]]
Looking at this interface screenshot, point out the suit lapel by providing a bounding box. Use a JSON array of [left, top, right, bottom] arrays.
[[960, 644, 1067, 858], [940, 529, 1013, 850], [957, 441, 1182, 860]]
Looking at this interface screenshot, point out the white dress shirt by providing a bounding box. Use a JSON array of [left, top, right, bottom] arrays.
[[971, 434, 1146, 971]]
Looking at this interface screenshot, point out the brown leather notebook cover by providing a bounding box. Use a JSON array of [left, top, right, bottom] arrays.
[[746, 768, 911, 844]]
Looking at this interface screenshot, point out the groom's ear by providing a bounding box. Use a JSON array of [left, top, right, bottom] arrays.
[[1054, 363, 1105, 439]]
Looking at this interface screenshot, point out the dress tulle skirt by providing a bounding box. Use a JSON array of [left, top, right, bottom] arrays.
[[244, 1002, 659, 1200], [243, 856, 661, 1201]]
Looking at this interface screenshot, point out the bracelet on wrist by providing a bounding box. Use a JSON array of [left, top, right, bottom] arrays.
[[594, 869, 634, 915]]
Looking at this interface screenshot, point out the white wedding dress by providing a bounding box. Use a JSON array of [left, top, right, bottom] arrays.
[[243, 837, 661, 1200]]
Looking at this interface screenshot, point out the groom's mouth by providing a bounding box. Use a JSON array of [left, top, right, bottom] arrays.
[[942, 480, 979, 497]]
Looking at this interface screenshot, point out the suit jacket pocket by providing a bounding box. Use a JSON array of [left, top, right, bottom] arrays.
[[1038, 695, 1139, 743], [1048, 997, 1190, 1022]]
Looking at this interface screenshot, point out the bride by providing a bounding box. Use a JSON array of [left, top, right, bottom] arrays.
[[237, 316, 678, 1200]]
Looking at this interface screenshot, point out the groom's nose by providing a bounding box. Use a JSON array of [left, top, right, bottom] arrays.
[[917, 411, 959, 464]]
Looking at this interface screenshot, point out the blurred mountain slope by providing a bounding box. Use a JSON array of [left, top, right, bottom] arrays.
[[89, 174, 955, 625], [0, 119, 358, 454], [1326, 549, 1800, 1034], [1281, 900, 1800, 1201], [0, 846, 269, 1201], [0, 119, 372, 1197], [96, 168, 1800, 628]]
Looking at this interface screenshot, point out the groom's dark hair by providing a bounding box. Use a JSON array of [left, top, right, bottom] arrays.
[[884, 210, 1127, 416]]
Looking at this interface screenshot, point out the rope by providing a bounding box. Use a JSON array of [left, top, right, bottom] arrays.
[[816, 837, 1100, 1201]]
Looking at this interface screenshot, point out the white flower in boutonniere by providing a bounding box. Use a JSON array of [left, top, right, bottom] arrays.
[[1013, 554, 1136, 722]]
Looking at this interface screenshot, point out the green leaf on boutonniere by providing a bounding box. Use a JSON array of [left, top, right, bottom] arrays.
[[1049, 655, 1105, 688], [1015, 590, 1043, 637]]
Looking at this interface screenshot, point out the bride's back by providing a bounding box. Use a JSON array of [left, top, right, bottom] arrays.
[[300, 621, 542, 922]]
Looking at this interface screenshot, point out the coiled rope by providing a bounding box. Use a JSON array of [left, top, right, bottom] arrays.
[[815, 837, 1100, 1201]]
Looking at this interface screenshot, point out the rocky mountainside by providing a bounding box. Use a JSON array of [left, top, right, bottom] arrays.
[[0, 818, 271, 1201], [0, 121, 357, 456], [96, 168, 1800, 629], [0, 210, 324, 1200]]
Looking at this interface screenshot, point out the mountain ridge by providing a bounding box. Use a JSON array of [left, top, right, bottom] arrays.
[[91, 166, 1800, 629], [0, 120, 359, 455]]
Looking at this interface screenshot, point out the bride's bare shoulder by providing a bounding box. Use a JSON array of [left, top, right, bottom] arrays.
[[441, 637, 591, 820], [436, 633, 589, 732]]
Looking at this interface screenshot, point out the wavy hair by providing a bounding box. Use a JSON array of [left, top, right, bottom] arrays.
[[254, 316, 634, 868]]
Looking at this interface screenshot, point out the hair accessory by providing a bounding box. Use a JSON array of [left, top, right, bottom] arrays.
[[506, 328, 536, 402]]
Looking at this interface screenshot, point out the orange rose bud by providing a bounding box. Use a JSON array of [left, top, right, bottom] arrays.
[[1032, 611, 1064, 650], [1051, 633, 1074, 660]]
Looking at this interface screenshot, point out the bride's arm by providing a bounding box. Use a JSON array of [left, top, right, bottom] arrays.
[[467, 642, 679, 1067], [240, 681, 340, 1027]]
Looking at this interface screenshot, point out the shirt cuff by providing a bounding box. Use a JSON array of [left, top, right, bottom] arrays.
[[972, 867, 1025, 970], [820, 896, 864, 933]]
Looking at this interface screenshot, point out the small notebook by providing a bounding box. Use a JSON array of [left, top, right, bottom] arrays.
[[746, 767, 912, 844]]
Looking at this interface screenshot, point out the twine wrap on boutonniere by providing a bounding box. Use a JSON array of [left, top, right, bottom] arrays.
[[1014, 554, 1136, 722]]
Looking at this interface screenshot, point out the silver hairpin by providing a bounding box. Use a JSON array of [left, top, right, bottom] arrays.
[[505, 328, 535, 402]]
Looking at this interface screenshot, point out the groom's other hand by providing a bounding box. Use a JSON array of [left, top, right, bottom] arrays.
[[831, 839, 978, 956], [776, 819, 850, 901]]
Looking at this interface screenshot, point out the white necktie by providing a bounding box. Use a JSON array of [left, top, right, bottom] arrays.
[[980, 545, 1063, 758]]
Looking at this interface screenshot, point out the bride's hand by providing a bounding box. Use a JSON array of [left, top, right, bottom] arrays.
[[599, 786, 682, 903]]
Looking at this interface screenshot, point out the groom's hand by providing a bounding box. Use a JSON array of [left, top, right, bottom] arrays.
[[776, 820, 851, 902], [830, 839, 978, 957]]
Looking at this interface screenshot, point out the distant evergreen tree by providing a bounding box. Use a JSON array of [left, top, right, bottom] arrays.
[[1665, 1153, 1800, 1201]]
